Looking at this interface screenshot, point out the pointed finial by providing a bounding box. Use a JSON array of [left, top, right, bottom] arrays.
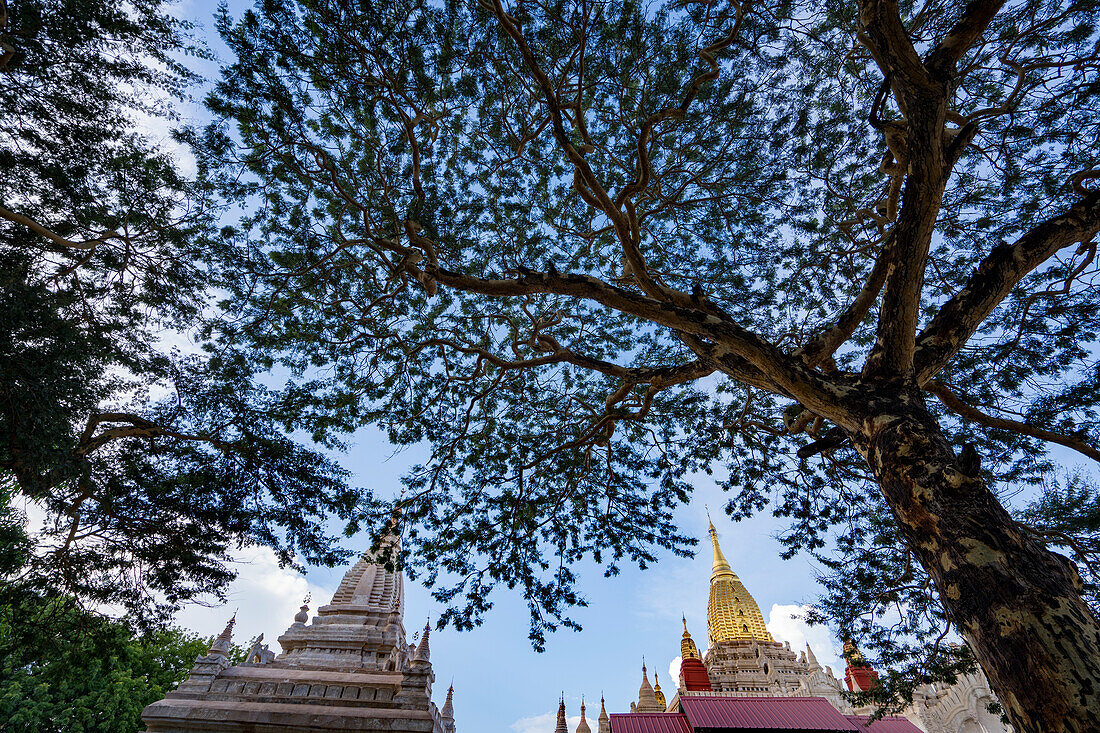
[[577, 695, 592, 733], [209, 612, 237, 656], [441, 679, 456, 720], [707, 515, 732, 577], [805, 642, 821, 671], [413, 619, 432, 663], [555, 695, 568, 733]]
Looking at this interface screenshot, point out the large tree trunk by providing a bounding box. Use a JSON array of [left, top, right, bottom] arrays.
[[857, 389, 1100, 732]]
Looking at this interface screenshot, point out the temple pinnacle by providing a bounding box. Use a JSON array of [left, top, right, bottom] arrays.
[[209, 612, 237, 657], [576, 696, 591, 733], [707, 517, 733, 579], [555, 696, 568, 733], [598, 695, 610, 733], [412, 620, 431, 663], [705, 518, 773, 643]]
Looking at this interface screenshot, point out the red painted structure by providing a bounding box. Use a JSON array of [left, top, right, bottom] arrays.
[[842, 641, 881, 694], [608, 696, 922, 733], [680, 657, 713, 692]]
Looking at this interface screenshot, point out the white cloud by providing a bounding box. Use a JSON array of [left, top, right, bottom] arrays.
[[511, 711, 584, 733], [765, 603, 844, 675], [668, 656, 682, 689], [174, 546, 334, 650]]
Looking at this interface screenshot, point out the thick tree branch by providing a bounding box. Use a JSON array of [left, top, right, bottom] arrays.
[[925, 0, 1008, 77], [0, 205, 118, 251], [678, 333, 785, 394], [856, 0, 960, 378], [0, 0, 13, 70], [425, 263, 850, 420], [926, 380, 1100, 464], [76, 413, 232, 456], [857, 0, 931, 88], [801, 236, 892, 367], [914, 190, 1100, 385]]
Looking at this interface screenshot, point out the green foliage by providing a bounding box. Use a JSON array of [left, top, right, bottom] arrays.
[[1, 0, 374, 626], [0, 591, 221, 733]]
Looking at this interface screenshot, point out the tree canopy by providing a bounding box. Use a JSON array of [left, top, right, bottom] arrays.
[[195, 0, 1100, 728], [0, 0, 369, 626], [0, 587, 234, 733]]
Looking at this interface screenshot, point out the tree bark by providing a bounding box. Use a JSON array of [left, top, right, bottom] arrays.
[[854, 389, 1100, 732]]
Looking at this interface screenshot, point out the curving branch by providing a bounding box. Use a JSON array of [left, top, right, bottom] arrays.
[[801, 234, 892, 367], [424, 263, 849, 420], [925, 0, 1008, 77], [914, 190, 1100, 385], [76, 413, 232, 457], [926, 381, 1100, 464], [410, 336, 714, 386], [0, 205, 119, 251]]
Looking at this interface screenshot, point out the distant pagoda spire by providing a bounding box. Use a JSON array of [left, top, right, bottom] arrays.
[[806, 643, 822, 672], [679, 617, 712, 692], [441, 682, 454, 717], [208, 613, 236, 657], [576, 697, 591, 733], [636, 661, 661, 712], [705, 513, 773, 643], [440, 682, 456, 733], [681, 615, 701, 660], [554, 696, 568, 733], [598, 695, 610, 733], [412, 620, 431, 664], [653, 673, 667, 710]]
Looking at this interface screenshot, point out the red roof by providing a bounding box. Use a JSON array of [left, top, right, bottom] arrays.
[[845, 715, 923, 732], [678, 696, 861, 731], [609, 713, 693, 733]]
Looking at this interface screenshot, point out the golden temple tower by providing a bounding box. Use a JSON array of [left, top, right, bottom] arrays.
[[706, 516, 772, 643]]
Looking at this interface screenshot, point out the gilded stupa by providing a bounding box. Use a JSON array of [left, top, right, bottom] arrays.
[[597, 516, 1012, 733], [706, 515, 772, 643]]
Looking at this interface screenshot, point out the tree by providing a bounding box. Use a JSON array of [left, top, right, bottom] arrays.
[[0, 0, 369, 625], [197, 0, 1100, 727], [0, 589, 234, 733]]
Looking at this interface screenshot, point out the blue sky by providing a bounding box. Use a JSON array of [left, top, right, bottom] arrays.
[[176, 423, 849, 733]]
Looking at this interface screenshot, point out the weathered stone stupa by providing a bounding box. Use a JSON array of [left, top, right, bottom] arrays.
[[142, 526, 453, 732]]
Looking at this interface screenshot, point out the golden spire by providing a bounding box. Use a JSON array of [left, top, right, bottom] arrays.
[[707, 512, 732, 580], [653, 673, 667, 710], [705, 517, 773, 643], [681, 615, 701, 660]]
